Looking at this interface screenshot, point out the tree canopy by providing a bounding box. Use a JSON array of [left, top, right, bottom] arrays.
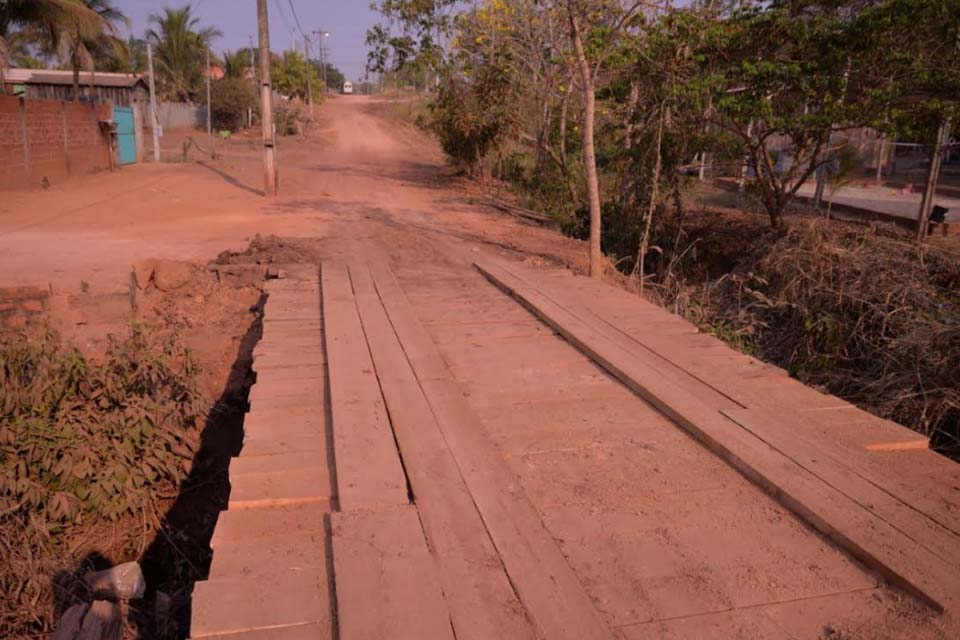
[[145, 5, 221, 101]]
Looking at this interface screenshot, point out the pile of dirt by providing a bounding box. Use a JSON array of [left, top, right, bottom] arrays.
[[214, 234, 311, 267], [647, 210, 960, 454]]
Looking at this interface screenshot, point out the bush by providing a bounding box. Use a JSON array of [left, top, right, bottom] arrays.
[[0, 326, 205, 526], [428, 69, 515, 174], [0, 326, 206, 638], [210, 77, 258, 132]]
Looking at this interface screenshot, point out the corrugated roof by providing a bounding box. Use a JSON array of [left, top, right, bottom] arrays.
[[3, 68, 146, 88]]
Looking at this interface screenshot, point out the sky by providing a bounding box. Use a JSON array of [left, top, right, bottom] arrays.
[[114, 1, 382, 82]]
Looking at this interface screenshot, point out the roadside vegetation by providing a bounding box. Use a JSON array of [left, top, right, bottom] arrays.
[[368, 0, 960, 450], [0, 327, 204, 638]]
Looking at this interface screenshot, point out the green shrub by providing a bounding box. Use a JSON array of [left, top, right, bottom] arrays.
[[428, 69, 515, 174], [210, 77, 258, 132], [0, 326, 206, 526]]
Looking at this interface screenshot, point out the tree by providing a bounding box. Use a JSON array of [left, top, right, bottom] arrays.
[[851, 0, 960, 240], [222, 49, 252, 79], [60, 0, 129, 99], [145, 5, 221, 101], [562, 0, 645, 277], [95, 35, 147, 73], [272, 50, 319, 100], [691, 1, 888, 227], [366, 0, 459, 91], [210, 76, 257, 131], [0, 0, 103, 87], [314, 61, 344, 90]]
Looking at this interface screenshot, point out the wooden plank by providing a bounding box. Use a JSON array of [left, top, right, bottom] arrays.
[[210, 503, 328, 548], [348, 263, 540, 640], [503, 269, 744, 413], [364, 261, 615, 640], [230, 451, 329, 477], [209, 531, 328, 579], [190, 570, 332, 638], [723, 407, 960, 570], [332, 506, 455, 640], [866, 439, 930, 452], [192, 624, 331, 640], [321, 262, 409, 511], [475, 257, 960, 614], [227, 467, 334, 511]]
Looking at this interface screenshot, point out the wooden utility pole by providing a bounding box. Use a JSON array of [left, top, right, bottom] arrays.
[[206, 48, 213, 159], [916, 118, 952, 242], [146, 43, 160, 163], [257, 0, 278, 196], [249, 35, 257, 85], [304, 36, 313, 121], [313, 30, 329, 94]]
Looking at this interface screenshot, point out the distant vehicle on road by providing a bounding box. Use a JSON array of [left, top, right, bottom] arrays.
[[342, 81, 353, 95]]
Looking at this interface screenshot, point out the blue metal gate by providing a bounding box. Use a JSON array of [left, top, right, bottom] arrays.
[[114, 106, 136, 165]]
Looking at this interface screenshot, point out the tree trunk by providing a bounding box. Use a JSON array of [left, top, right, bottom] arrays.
[[568, 11, 602, 279], [636, 103, 666, 293], [559, 74, 572, 169], [916, 118, 951, 242]]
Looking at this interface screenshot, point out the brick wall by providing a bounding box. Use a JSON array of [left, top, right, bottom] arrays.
[[0, 95, 113, 190], [0, 286, 50, 329]]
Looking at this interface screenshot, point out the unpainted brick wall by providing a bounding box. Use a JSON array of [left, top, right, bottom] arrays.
[[0, 286, 51, 329], [0, 95, 112, 190]]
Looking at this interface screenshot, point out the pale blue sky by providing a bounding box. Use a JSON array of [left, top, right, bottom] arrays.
[[114, 1, 381, 81]]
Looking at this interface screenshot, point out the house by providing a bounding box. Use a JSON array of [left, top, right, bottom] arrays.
[[1, 68, 149, 106], [1, 69, 152, 182]]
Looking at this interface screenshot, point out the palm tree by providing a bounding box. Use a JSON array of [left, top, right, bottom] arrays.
[[145, 6, 221, 101], [95, 35, 147, 74], [0, 0, 101, 88], [60, 0, 130, 99], [222, 49, 251, 79]]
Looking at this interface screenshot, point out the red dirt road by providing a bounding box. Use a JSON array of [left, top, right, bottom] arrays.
[[5, 97, 957, 639]]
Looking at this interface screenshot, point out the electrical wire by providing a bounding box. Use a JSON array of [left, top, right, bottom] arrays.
[[286, 0, 309, 40]]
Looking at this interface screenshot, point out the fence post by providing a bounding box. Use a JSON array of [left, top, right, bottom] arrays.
[[133, 103, 144, 163], [60, 101, 72, 175], [17, 98, 31, 180], [916, 118, 952, 242]]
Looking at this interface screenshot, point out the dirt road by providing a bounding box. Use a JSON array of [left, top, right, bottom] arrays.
[[5, 97, 958, 638]]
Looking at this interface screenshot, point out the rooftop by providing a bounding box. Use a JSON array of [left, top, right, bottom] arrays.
[[3, 68, 146, 88]]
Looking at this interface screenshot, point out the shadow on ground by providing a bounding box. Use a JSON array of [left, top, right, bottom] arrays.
[[131, 294, 265, 639]]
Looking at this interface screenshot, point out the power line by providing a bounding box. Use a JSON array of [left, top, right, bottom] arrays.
[[286, 0, 308, 39], [271, 0, 293, 35]]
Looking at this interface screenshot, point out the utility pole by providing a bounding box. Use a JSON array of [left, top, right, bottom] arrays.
[[313, 30, 330, 94], [146, 43, 160, 163], [248, 35, 256, 128], [304, 35, 313, 121], [257, 0, 278, 195], [916, 118, 952, 242], [249, 35, 257, 85], [206, 48, 213, 159]]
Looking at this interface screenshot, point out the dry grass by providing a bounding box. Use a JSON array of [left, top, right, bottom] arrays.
[[650, 213, 960, 452]]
